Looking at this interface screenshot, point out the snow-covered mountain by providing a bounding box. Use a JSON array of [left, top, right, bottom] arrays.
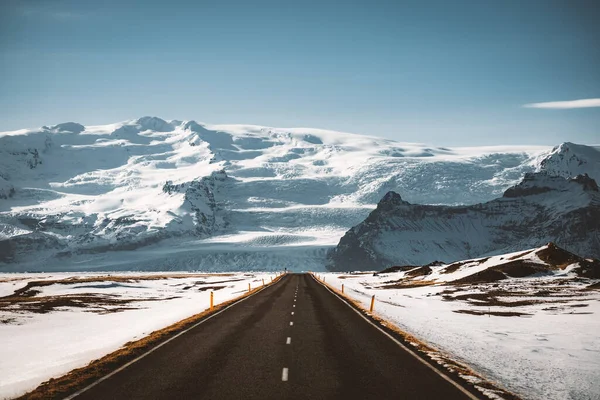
[[540, 142, 600, 182], [327, 172, 600, 271], [0, 116, 596, 271]]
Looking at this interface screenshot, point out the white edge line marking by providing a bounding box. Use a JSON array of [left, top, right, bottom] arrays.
[[311, 275, 479, 400], [286, 337, 291, 344], [63, 276, 285, 400], [282, 367, 289, 381]]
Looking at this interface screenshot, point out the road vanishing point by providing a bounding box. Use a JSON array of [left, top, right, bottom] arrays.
[[70, 273, 477, 400]]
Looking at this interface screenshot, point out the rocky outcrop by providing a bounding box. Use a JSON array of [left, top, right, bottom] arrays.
[[163, 170, 229, 235], [327, 172, 600, 271]]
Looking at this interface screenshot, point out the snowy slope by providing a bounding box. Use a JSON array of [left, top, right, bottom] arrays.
[[0, 117, 594, 271], [328, 173, 600, 271], [538, 142, 600, 182], [324, 245, 600, 400]]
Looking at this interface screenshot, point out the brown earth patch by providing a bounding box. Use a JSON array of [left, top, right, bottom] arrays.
[[3, 274, 237, 299], [441, 257, 489, 274], [536, 243, 580, 269], [586, 282, 600, 290], [405, 266, 432, 277], [381, 280, 436, 289], [535, 243, 600, 278], [0, 293, 174, 314], [452, 269, 506, 284], [336, 275, 366, 279], [453, 309, 531, 317], [493, 260, 554, 278], [451, 260, 556, 285], [195, 285, 227, 292]]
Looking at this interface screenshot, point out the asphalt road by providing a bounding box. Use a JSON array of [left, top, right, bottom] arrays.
[[72, 273, 474, 400]]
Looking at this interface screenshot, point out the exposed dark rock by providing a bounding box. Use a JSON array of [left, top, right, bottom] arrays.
[[327, 173, 600, 271]]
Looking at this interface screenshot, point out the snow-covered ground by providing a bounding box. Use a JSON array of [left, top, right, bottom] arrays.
[[323, 246, 600, 400], [0, 271, 277, 399]]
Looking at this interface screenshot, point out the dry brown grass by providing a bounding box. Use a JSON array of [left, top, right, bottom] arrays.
[[586, 282, 600, 290], [336, 272, 372, 278], [316, 275, 521, 400], [380, 280, 436, 289], [0, 293, 149, 314], [441, 258, 489, 275], [0, 274, 247, 315], [2, 274, 236, 297], [453, 309, 531, 317], [16, 274, 286, 400]]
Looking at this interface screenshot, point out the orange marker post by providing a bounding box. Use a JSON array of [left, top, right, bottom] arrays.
[[210, 291, 214, 310], [370, 295, 375, 313], [342, 284, 344, 294]]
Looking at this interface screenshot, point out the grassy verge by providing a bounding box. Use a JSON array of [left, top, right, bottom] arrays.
[[313, 274, 521, 400], [16, 274, 286, 400]]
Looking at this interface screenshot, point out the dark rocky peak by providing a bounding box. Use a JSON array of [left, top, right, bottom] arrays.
[[379, 191, 404, 206], [572, 174, 599, 192], [503, 172, 598, 198], [162, 170, 229, 195], [373, 191, 409, 214], [209, 169, 228, 182]]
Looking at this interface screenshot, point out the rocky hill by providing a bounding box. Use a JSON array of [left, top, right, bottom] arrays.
[[327, 173, 600, 271]]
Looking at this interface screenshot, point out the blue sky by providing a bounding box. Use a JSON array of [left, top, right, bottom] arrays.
[[0, 0, 598, 146]]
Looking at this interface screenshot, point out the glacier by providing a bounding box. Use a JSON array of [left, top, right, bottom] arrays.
[[0, 116, 597, 271]]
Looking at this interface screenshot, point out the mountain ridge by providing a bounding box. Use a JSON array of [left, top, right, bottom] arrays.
[[327, 172, 600, 271], [1, 117, 598, 271]]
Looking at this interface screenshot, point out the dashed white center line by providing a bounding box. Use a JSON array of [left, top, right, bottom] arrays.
[[291, 312, 294, 316], [290, 321, 294, 326], [293, 305, 296, 308], [286, 337, 291, 344], [282, 368, 289, 381]]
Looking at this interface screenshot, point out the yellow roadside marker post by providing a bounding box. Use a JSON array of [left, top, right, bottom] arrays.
[[210, 291, 214, 310], [370, 295, 375, 312], [342, 284, 344, 294]]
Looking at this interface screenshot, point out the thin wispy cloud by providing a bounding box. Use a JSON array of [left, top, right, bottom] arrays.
[[523, 98, 600, 109]]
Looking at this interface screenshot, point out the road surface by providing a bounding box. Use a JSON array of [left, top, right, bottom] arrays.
[[72, 273, 475, 400]]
